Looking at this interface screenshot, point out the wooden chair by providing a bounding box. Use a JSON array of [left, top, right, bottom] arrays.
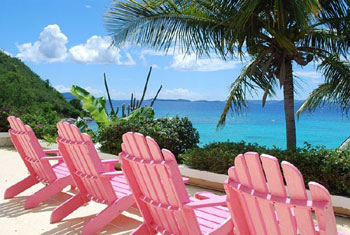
[[119, 132, 233, 235], [224, 152, 347, 235], [4, 116, 74, 209], [51, 121, 134, 235]]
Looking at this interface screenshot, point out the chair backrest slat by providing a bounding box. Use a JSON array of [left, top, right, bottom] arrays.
[[120, 132, 201, 234], [282, 162, 315, 234], [234, 154, 265, 234], [261, 155, 296, 235], [57, 121, 116, 204], [7, 116, 56, 183], [245, 152, 280, 235], [309, 183, 338, 235], [123, 134, 182, 233], [225, 152, 338, 235]]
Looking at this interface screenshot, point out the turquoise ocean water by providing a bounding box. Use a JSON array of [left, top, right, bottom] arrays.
[[88, 100, 350, 149]]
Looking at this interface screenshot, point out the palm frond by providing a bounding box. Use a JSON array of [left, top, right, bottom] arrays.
[[106, 0, 230, 57], [299, 29, 349, 57], [296, 83, 333, 117], [298, 54, 350, 116], [217, 66, 250, 128], [217, 55, 277, 128]]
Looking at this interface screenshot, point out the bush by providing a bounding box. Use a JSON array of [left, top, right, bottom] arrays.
[[0, 107, 12, 132], [180, 142, 350, 197], [20, 108, 60, 142], [99, 116, 199, 161]]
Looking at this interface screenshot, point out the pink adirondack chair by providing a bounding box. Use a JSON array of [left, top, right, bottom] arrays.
[[4, 116, 74, 209], [119, 132, 233, 235], [224, 152, 347, 235], [51, 121, 135, 234]]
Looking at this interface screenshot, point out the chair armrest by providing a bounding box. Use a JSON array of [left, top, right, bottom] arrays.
[[42, 156, 63, 161], [101, 159, 119, 165], [184, 195, 227, 209], [182, 177, 189, 184], [44, 149, 60, 155], [100, 171, 124, 178], [195, 192, 220, 200], [101, 159, 119, 171]]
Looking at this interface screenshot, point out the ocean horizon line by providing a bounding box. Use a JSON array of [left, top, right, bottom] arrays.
[[61, 92, 307, 103]]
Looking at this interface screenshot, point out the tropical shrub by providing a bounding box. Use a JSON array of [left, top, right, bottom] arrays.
[[180, 142, 350, 197], [0, 107, 12, 132], [20, 106, 60, 142], [99, 116, 199, 160]]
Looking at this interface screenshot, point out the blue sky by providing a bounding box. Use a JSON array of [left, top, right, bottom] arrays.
[[1, 0, 324, 101]]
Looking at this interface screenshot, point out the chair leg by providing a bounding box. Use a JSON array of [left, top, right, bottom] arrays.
[[50, 193, 86, 223], [24, 176, 72, 209], [4, 176, 37, 199], [131, 223, 155, 235], [81, 194, 134, 235]]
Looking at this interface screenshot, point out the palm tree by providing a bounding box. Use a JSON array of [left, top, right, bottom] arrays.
[[105, 0, 349, 149]]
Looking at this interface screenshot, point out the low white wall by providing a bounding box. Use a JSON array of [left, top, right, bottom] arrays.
[[179, 165, 350, 216], [0, 132, 12, 147], [37, 140, 350, 217]]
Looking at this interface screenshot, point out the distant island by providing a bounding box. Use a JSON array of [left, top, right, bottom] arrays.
[[61, 92, 299, 103]]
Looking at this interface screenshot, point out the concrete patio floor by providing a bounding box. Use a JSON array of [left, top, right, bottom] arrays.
[[0, 147, 349, 234]]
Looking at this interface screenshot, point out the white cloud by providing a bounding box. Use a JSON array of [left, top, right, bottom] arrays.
[[54, 85, 71, 93], [1, 49, 12, 57], [159, 88, 203, 100], [16, 24, 68, 63], [170, 53, 241, 72], [139, 49, 165, 66], [109, 89, 129, 99], [54, 85, 104, 97], [294, 71, 322, 79], [85, 86, 104, 96], [69, 35, 135, 65], [85, 5, 91, 8], [294, 70, 323, 84]]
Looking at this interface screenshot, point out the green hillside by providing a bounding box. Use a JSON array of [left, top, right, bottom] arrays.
[[0, 50, 82, 138]]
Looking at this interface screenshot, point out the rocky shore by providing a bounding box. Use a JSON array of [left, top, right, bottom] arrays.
[[61, 117, 94, 124]]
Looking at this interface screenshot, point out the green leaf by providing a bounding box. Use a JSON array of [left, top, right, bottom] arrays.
[[123, 106, 155, 122], [70, 85, 111, 126]]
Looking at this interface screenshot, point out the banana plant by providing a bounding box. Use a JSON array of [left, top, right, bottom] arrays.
[[70, 85, 111, 126], [124, 106, 155, 122]]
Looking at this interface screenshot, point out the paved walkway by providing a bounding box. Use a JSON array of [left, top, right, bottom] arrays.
[[0, 148, 349, 234]]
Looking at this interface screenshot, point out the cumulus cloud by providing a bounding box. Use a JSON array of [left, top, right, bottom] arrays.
[[15, 24, 135, 65], [16, 24, 68, 63], [159, 88, 203, 100], [170, 53, 241, 72], [85, 5, 92, 8], [69, 35, 135, 65]]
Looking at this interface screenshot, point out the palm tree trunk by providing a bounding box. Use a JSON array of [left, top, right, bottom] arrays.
[[283, 60, 296, 149]]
